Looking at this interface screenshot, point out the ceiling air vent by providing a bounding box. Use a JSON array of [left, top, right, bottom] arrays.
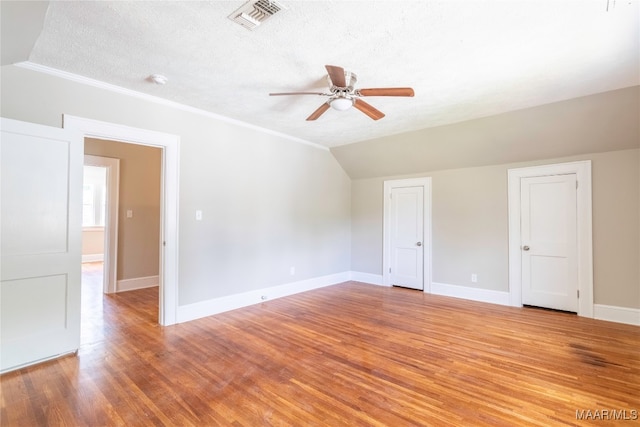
[[228, 0, 286, 30]]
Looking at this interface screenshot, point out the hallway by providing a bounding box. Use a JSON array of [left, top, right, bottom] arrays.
[[81, 262, 158, 346]]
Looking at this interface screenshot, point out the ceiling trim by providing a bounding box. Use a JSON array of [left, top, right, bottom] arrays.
[[15, 61, 328, 151]]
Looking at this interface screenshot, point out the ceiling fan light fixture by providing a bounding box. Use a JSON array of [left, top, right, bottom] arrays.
[[330, 97, 353, 111]]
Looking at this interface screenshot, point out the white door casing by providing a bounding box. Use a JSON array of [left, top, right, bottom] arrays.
[[383, 177, 432, 291], [84, 155, 120, 294], [521, 174, 578, 312], [508, 161, 593, 317], [64, 115, 180, 326], [1, 118, 83, 373]]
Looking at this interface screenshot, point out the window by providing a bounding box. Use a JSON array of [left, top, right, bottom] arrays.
[[82, 166, 107, 227]]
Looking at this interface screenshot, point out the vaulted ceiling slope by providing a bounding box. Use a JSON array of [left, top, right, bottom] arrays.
[[1, 1, 639, 148], [331, 86, 640, 179]]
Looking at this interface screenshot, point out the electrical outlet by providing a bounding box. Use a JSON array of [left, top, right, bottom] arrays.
[[126, 209, 133, 218], [290, 266, 295, 276], [471, 274, 478, 283], [195, 210, 202, 221]]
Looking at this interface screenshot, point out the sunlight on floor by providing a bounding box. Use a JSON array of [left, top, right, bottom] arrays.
[[81, 261, 105, 345]]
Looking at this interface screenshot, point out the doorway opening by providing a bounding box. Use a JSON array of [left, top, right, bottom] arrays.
[[82, 155, 119, 294], [80, 142, 161, 344], [64, 115, 180, 326], [81, 161, 109, 345]]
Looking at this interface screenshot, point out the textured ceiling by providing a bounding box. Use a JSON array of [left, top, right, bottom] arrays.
[[17, 1, 640, 147]]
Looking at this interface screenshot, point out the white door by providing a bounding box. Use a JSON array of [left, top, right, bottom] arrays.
[[1, 118, 82, 373], [520, 174, 578, 312], [390, 186, 424, 290]]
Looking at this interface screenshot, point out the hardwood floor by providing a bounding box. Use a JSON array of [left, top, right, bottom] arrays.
[[1, 274, 639, 426]]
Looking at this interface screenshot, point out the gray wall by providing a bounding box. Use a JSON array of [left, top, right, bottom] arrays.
[[0, 64, 352, 306], [2, 64, 638, 311], [346, 86, 639, 310], [351, 155, 640, 308], [350, 151, 639, 309]]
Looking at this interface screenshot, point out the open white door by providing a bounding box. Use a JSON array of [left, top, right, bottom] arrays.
[[1, 118, 82, 373]]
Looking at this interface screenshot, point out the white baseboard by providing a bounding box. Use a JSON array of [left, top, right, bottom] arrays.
[[177, 272, 350, 324], [345, 274, 512, 307], [349, 272, 385, 286], [594, 304, 640, 326], [116, 275, 159, 292], [173, 273, 640, 327], [347, 274, 512, 308], [431, 282, 511, 306], [82, 253, 104, 263]]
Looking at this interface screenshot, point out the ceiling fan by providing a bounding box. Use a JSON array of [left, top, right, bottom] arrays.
[[269, 65, 415, 121]]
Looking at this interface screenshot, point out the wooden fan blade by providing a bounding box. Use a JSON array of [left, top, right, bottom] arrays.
[[269, 92, 328, 96], [358, 88, 415, 97], [354, 99, 385, 120], [325, 65, 346, 87], [306, 103, 330, 121]]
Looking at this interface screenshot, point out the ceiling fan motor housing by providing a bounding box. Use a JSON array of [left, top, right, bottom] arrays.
[[328, 70, 357, 110], [328, 71, 357, 92]]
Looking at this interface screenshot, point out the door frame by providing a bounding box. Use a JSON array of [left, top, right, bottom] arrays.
[[64, 115, 180, 326], [383, 177, 432, 291], [507, 160, 593, 317], [83, 155, 120, 294]]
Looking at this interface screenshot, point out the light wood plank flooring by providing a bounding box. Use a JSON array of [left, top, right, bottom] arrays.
[[1, 271, 639, 426]]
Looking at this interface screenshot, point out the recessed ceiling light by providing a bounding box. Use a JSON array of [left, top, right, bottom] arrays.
[[148, 74, 168, 85]]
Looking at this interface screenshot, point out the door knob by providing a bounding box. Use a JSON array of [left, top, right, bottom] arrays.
[[522, 245, 530, 251], [416, 242, 422, 247]]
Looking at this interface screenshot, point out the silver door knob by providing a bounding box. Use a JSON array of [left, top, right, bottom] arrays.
[[416, 242, 422, 247], [522, 245, 530, 251]]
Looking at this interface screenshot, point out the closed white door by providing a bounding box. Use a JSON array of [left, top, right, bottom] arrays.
[[521, 174, 578, 312], [390, 186, 424, 290], [1, 118, 82, 373]]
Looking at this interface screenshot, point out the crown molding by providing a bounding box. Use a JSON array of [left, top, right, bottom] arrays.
[[15, 61, 328, 151]]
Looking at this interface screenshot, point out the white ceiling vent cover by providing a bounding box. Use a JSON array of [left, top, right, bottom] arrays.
[[228, 0, 287, 30]]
